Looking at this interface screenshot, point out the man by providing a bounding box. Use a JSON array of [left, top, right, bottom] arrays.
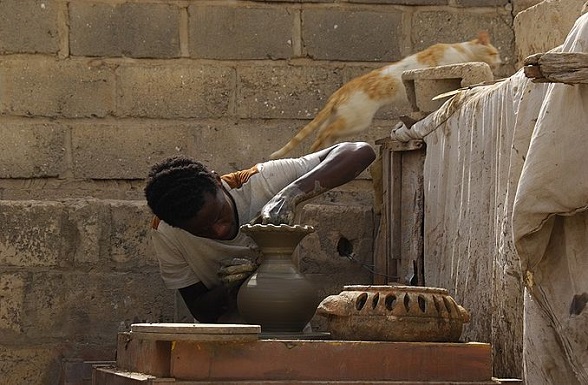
[[144, 141, 376, 322]]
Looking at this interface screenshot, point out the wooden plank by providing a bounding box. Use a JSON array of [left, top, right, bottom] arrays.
[[169, 382, 502, 385], [373, 213, 388, 285], [95, 365, 506, 384], [170, 340, 492, 382], [130, 323, 260, 337], [130, 323, 260, 334], [524, 52, 588, 84], [374, 139, 426, 285], [93, 367, 175, 385], [128, 323, 260, 342], [129, 332, 259, 342], [373, 146, 390, 284], [388, 151, 402, 283], [400, 147, 426, 286], [376, 138, 425, 152]]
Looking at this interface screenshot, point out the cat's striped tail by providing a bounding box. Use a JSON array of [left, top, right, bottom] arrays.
[[269, 103, 334, 159]]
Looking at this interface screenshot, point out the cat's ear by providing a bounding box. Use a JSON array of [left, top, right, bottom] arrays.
[[476, 31, 491, 45]]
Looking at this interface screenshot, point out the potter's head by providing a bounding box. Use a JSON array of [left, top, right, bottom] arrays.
[[145, 155, 238, 240]]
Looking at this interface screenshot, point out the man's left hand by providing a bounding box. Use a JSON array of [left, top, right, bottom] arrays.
[[218, 257, 258, 289]]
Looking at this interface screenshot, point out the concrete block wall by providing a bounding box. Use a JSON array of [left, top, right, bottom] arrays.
[[514, 0, 585, 65], [0, 0, 527, 384], [0, 199, 174, 384]]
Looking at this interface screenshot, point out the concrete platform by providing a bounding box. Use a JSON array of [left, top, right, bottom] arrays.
[[93, 323, 502, 385]]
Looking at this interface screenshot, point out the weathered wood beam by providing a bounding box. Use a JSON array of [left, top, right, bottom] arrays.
[[524, 52, 588, 84]]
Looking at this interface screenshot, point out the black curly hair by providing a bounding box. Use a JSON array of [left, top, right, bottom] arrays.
[[144, 155, 218, 228]]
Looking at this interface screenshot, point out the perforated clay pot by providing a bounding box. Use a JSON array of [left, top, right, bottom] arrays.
[[317, 285, 470, 342]]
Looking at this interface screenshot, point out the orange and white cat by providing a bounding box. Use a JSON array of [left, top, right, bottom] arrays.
[[270, 32, 502, 159]]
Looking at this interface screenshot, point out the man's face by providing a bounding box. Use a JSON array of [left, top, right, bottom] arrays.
[[179, 182, 238, 240]]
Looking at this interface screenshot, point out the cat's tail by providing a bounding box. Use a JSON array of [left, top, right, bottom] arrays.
[[269, 104, 333, 159]]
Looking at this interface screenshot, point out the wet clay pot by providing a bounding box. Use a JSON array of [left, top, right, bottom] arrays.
[[317, 285, 470, 342], [237, 224, 318, 333]]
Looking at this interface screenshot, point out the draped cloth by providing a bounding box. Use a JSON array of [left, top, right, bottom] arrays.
[[512, 12, 588, 385], [389, 11, 588, 382]]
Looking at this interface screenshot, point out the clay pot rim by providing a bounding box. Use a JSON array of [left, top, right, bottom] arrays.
[[326, 314, 467, 321], [240, 224, 315, 234], [342, 285, 449, 294]]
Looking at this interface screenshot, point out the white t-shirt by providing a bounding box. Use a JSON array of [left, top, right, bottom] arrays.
[[150, 153, 322, 290]]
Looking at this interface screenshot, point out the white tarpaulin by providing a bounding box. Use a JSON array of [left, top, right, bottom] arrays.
[[389, 10, 588, 383], [512, 11, 588, 385]]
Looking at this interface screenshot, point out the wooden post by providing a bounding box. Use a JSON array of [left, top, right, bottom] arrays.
[[373, 138, 426, 285], [524, 52, 588, 84]]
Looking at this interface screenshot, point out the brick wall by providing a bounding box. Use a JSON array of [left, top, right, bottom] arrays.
[[0, 0, 525, 384]]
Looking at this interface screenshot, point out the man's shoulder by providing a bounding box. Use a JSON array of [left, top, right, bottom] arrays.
[[221, 164, 259, 189], [151, 218, 191, 241]]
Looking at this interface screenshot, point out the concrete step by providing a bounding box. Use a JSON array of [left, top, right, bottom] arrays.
[[94, 366, 503, 385], [94, 324, 501, 385]]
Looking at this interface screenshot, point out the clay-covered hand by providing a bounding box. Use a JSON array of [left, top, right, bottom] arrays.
[[218, 257, 259, 289], [255, 186, 304, 225]]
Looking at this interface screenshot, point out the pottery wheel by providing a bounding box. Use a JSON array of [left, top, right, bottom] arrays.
[[260, 330, 331, 340]]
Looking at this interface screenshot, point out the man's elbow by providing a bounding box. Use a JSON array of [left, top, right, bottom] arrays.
[[351, 141, 376, 166]]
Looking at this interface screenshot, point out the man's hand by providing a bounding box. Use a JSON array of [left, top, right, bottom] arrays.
[[218, 257, 258, 289], [253, 142, 376, 225], [252, 185, 303, 225]]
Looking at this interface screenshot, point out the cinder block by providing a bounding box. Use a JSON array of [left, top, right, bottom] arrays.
[[70, 122, 197, 179], [454, 0, 510, 5], [65, 199, 156, 267], [402, 62, 495, 113], [514, 0, 583, 65], [116, 64, 234, 119], [297, 203, 374, 297], [512, 0, 543, 14], [0, 0, 59, 54], [22, 271, 71, 340], [412, 9, 510, 51], [0, 57, 115, 118], [17, 270, 173, 341], [0, 199, 173, 340], [0, 201, 71, 267], [69, 120, 381, 182], [108, 200, 158, 266], [411, 10, 515, 77], [0, 344, 60, 384], [69, 3, 181, 58], [237, 64, 344, 119], [349, 0, 448, 4], [189, 4, 295, 60], [65, 271, 174, 339], [63, 359, 114, 385], [0, 121, 66, 178], [170, 119, 314, 171], [249, 0, 332, 3], [302, 8, 404, 61], [0, 273, 26, 334], [66, 200, 112, 265]]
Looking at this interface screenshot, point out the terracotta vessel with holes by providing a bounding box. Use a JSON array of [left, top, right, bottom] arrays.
[[316, 285, 470, 342], [237, 224, 318, 333]]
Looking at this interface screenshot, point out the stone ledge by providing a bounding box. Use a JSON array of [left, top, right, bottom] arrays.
[[115, 330, 493, 383], [402, 62, 494, 114]]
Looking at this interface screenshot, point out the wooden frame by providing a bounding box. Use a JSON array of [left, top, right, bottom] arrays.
[[373, 138, 426, 285]]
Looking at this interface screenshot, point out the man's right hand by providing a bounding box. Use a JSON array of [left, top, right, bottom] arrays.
[[253, 184, 303, 225]]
